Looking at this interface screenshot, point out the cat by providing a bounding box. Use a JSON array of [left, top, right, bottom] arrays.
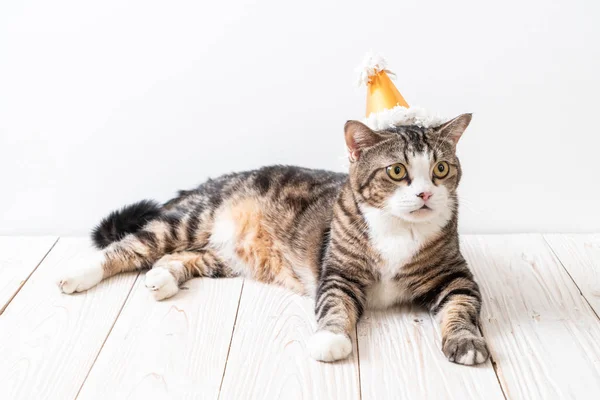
[[57, 113, 488, 365]]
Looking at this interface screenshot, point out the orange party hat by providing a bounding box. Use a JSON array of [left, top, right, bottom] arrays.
[[357, 54, 409, 116], [357, 53, 444, 130]]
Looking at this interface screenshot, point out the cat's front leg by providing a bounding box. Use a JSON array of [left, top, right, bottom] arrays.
[[427, 266, 489, 365], [308, 267, 366, 362]]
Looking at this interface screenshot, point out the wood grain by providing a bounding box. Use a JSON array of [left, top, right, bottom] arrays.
[[0, 236, 57, 314], [357, 305, 504, 400], [461, 234, 600, 399], [77, 276, 244, 400], [544, 234, 600, 317], [219, 280, 361, 400], [0, 238, 139, 400], [3, 234, 600, 400]]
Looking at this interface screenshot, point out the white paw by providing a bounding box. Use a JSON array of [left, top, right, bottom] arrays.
[[456, 348, 487, 365], [308, 330, 352, 362], [145, 267, 179, 301], [57, 265, 104, 294], [443, 331, 489, 366]]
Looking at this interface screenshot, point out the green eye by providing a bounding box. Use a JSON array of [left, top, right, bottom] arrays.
[[433, 161, 450, 179], [386, 163, 407, 181]]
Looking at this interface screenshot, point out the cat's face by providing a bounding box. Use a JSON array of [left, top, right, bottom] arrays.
[[345, 114, 471, 224]]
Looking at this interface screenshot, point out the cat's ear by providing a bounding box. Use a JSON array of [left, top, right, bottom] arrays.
[[436, 113, 472, 147], [344, 121, 387, 162]]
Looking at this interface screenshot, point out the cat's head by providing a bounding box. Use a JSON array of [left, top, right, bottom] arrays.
[[344, 114, 471, 224]]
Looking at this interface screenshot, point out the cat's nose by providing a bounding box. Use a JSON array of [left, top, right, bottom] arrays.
[[417, 192, 433, 201]]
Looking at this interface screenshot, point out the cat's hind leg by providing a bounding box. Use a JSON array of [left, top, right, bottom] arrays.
[[58, 218, 185, 294], [145, 249, 234, 300]]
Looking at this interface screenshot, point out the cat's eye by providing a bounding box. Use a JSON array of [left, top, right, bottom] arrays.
[[386, 163, 407, 181], [433, 161, 450, 179]]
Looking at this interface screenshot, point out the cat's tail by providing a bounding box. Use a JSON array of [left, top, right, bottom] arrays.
[[91, 200, 163, 249]]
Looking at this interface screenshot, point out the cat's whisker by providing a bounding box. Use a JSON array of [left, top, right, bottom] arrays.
[[457, 195, 487, 214]]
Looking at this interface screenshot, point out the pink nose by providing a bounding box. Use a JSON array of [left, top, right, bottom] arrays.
[[417, 192, 433, 201]]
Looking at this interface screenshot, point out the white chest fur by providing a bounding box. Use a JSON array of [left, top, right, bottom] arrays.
[[361, 205, 445, 309]]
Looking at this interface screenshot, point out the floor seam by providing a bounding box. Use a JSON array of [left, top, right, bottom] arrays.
[[478, 324, 508, 400], [0, 236, 60, 315], [217, 278, 245, 400], [542, 235, 600, 321], [355, 323, 363, 400], [73, 271, 142, 400]]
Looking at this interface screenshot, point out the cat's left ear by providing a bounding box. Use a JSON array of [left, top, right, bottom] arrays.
[[344, 120, 388, 162], [436, 113, 472, 147]]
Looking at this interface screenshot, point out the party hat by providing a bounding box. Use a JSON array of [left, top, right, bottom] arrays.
[[357, 53, 444, 130]]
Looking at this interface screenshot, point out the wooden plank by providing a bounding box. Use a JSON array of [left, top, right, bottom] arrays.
[[0, 236, 58, 314], [77, 277, 244, 400], [461, 234, 600, 399], [0, 237, 139, 400], [219, 280, 361, 400], [544, 234, 600, 317], [358, 305, 505, 400]]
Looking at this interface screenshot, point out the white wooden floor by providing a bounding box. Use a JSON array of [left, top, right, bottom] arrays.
[[1, 235, 599, 400]]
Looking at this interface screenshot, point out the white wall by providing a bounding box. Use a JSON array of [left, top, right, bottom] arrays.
[[1, 0, 598, 235]]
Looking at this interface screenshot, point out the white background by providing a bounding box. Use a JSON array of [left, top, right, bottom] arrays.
[[1, 0, 598, 235]]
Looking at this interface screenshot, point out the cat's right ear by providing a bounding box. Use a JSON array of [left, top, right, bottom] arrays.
[[344, 121, 387, 162]]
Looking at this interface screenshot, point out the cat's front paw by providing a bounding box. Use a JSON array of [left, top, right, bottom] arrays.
[[308, 330, 352, 362], [145, 267, 179, 301], [442, 331, 489, 365], [57, 265, 103, 294]]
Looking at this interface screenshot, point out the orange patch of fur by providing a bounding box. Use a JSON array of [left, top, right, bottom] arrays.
[[230, 199, 304, 293]]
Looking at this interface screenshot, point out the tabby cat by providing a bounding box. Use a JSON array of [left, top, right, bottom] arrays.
[[58, 113, 488, 365]]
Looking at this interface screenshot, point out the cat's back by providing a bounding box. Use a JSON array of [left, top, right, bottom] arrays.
[[166, 165, 346, 209], [248, 165, 348, 199]]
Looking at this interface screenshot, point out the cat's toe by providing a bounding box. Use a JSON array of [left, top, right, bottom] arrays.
[[308, 330, 352, 362], [57, 278, 77, 294], [145, 267, 179, 301], [443, 331, 489, 365], [57, 266, 103, 294]]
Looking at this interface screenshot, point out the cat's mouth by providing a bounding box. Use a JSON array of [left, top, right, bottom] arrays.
[[410, 205, 432, 214]]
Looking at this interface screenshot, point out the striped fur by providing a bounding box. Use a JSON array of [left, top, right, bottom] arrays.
[[58, 114, 487, 365]]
